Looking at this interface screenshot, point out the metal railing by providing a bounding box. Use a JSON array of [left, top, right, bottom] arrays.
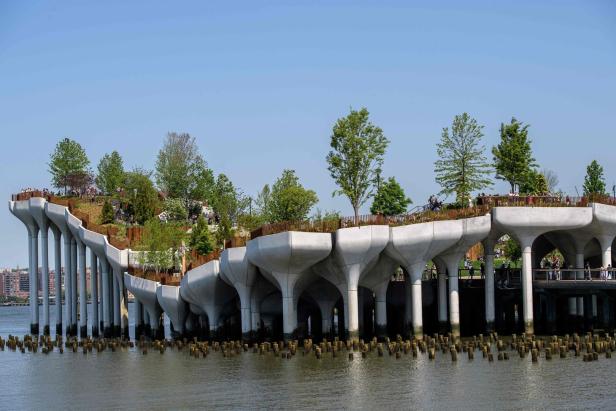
[[533, 268, 616, 282]]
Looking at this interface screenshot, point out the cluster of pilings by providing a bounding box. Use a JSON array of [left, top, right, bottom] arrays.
[[3, 332, 616, 364]]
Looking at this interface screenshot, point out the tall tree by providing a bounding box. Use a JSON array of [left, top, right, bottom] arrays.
[[434, 113, 492, 205], [520, 169, 549, 195], [583, 160, 606, 197], [327, 107, 389, 222], [370, 177, 412, 216], [48, 138, 90, 194], [155, 132, 210, 201], [267, 170, 318, 222], [492, 118, 537, 193], [123, 169, 160, 225], [541, 168, 559, 193], [189, 215, 214, 255], [96, 151, 124, 195], [211, 174, 248, 225]]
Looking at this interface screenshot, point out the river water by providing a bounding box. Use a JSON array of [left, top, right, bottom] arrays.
[[1, 304, 615, 410]]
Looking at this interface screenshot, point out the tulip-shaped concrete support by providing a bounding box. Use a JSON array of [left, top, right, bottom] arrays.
[[305, 279, 341, 339], [156, 285, 188, 339], [360, 253, 399, 340], [249, 275, 278, 335], [89, 249, 99, 337], [9, 200, 40, 335], [220, 247, 257, 341], [70, 238, 77, 335], [106, 245, 129, 338], [50, 223, 63, 335], [482, 235, 499, 333], [134, 299, 144, 339], [66, 208, 87, 337], [124, 273, 162, 339], [247, 231, 332, 340], [29, 198, 51, 335], [386, 220, 465, 339], [432, 258, 448, 333], [493, 207, 592, 335], [436, 216, 491, 338], [180, 260, 237, 340], [325, 226, 389, 340], [45, 202, 74, 335]]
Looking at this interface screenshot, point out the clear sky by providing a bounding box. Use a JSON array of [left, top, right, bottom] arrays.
[[1, 1, 615, 268]]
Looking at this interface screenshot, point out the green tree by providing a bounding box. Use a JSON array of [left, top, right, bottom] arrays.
[[327, 107, 389, 222], [267, 170, 318, 222], [96, 151, 125, 195], [583, 160, 606, 198], [189, 215, 214, 255], [100, 200, 115, 224], [123, 169, 160, 224], [370, 177, 412, 216], [492, 118, 537, 193], [434, 113, 492, 206], [136, 219, 186, 274], [520, 169, 549, 195], [163, 198, 188, 222], [503, 236, 521, 263], [48, 138, 90, 194], [155, 132, 211, 201], [211, 174, 247, 224]]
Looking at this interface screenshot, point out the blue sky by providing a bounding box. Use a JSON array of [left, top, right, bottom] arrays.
[[1, 0, 615, 267]]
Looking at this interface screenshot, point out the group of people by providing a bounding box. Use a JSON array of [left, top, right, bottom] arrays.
[[427, 195, 442, 211], [586, 262, 614, 280]]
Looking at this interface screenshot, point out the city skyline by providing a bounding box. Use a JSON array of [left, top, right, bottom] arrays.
[[2, 1, 616, 268]]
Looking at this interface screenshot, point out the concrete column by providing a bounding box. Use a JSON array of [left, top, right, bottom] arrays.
[[78, 242, 87, 338], [113, 274, 120, 337], [446, 260, 461, 338], [575, 253, 584, 280], [28, 228, 40, 334], [70, 239, 77, 335], [374, 282, 388, 340], [107, 266, 114, 333], [235, 287, 252, 340], [63, 235, 72, 335], [437, 269, 448, 332], [90, 250, 99, 337], [98, 261, 103, 333], [134, 299, 143, 339], [345, 267, 361, 340], [484, 251, 496, 332], [408, 263, 423, 339], [598, 235, 615, 269], [521, 242, 534, 335], [404, 275, 413, 336], [281, 296, 297, 340], [577, 296, 584, 317], [143, 310, 151, 338], [117, 272, 129, 338], [52, 226, 62, 335], [100, 259, 111, 337], [40, 226, 50, 335]]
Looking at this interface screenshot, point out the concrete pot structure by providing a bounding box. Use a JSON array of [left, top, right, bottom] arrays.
[[220, 247, 257, 340], [247, 231, 332, 340], [124, 273, 163, 339], [304, 278, 343, 338], [435, 215, 491, 338], [492, 206, 593, 334], [156, 285, 188, 339], [179, 260, 236, 339], [386, 220, 465, 338]]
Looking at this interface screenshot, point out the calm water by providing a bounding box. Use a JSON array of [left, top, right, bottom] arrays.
[[1, 305, 615, 410]]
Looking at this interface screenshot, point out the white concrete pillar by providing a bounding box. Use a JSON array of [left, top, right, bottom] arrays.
[[78, 241, 87, 338], [236, 287, 252, 339], [63, 235, 72, 334], [408, 263, 424, 338], [576, 253, 584, 280], [576, 296, 584, 317], [52, 226, 62, 335], [70, 238, 77, 334], [28, 228, 40, 334], [435, 259, 448, 331], [134, 299, 143, 339], [484, 250, 496, 332], [113, 274, 120, 336], [117, 272, 129, 338], [282, 296, 297, 339], [90, 250, 98, 337], [521, 241, 534, 335], [40, 225, 50, 335], [100, 259, 110, 336], [97, 261, 103, 333], [374, 282, 388, 338], [568, 297, 577, 316], [445, 259, 461, 338], [598, 235, 615, 269]]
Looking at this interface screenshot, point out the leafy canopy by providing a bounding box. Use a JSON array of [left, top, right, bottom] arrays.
[[267, 169, 318, 222], [492, 118, 536, 193], [155, 132, 211, 201], [123, 169, 160, 225], [189, 215, 214, 255], [48, 138, 90, 194], [520, 169, 549, 195], [96, 151, 124, 195], [327, 107, 389, 220], [370, 177, 412, 216], [434, 113, 492, 205], [583, 160, 606, 197]]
